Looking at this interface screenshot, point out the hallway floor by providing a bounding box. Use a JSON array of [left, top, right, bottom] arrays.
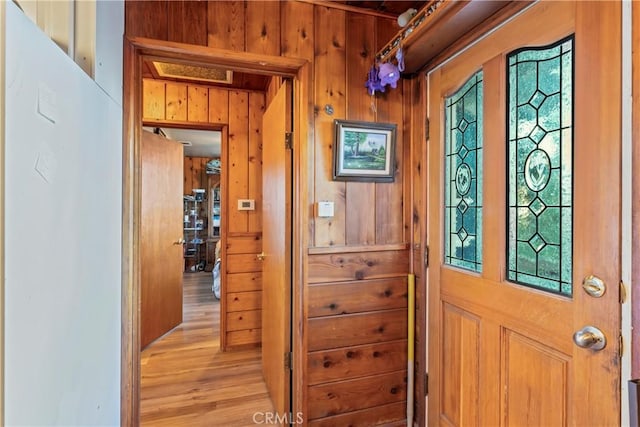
[[141, 272, 274, 426]]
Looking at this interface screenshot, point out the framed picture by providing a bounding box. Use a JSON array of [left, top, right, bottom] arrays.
[[332, 120, 397, 182]]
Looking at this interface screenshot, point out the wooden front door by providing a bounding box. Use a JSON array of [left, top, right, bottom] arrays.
[[261, 81, 292, 418], [141, 130, 184, 349], [427, 2, 621, 426]]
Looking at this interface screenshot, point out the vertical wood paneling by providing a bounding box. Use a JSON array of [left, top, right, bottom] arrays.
[[165, 83, 188, 121], [245, 1, 281, 56], [281, 1, 315, 62], [345, 13, 376, 246], [314, 6, 347, 247], [167, 1, 207, 46], [227, 91, 249, 233], [207, 1, 246, 51], [187, 86, 209, 123], [142, 79, 165, 120], [374, 18, 404, 245], [125, 0, 168, 40], [248, 92, 264, 233], [209, 87, 229, 124]]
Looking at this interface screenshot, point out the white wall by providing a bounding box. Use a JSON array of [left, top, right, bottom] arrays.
[[4, 1, 122, 425]]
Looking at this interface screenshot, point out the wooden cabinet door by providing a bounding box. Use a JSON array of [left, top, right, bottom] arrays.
[[427, 2, 621, 426]]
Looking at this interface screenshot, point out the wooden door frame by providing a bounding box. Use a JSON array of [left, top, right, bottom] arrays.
[[122, 37, 310, 425]]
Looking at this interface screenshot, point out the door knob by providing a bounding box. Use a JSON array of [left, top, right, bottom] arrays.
[[573, 326, 606, 351], [174, 237, 185, 245], [256, 252, 266, 261]]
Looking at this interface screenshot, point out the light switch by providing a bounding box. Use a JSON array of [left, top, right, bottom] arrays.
[[317, 201, 334, 218]]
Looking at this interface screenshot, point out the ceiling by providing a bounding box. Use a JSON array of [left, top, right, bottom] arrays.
[[143, 127, 221, 158], [331, 1, 428, 16]]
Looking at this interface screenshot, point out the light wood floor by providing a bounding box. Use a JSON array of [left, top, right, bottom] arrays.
[[141, 272, 274, 426]]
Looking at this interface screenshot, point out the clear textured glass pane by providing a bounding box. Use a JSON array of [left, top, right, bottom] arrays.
[[444, 71, 483, 272], [507, 36, 573, 296]]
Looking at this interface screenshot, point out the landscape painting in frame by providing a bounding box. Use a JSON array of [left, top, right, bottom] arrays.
[[333, 120, 397, 182]]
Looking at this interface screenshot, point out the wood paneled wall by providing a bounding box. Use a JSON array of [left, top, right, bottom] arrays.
[[183, 156, 210, 195], [142, 77, 265, 348], [128, 2, 414, 425]]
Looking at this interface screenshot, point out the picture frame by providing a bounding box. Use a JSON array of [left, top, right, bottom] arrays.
[[332, 119, 397, 182]]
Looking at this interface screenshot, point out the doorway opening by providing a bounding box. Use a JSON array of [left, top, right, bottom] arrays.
[[122, 37, 309, 425]]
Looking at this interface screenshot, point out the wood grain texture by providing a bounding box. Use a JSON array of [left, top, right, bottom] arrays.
[[307, 370, 407, 420], [308, 249, 410, 283], [140, 131, 184, 349], [142, 79, 165, 120], [308, 401, 405, 427], [165, 83, 187, 121], [308, 277, 407, 317], [183, 157, 210, 196], [227, 90, 249, 233], [186, 86, 209, 123], [226, 291, 261, 313], [140, 273, 274, 425], [207, 1, 245, 51], [345, 12, 376, 246], [441, 304, 480, 427], [226, 309, 261, 332], [314, 6, 347, 247], [307, 340, 407, 385], [248, 92, 264, 233], [633, 0, 640, 379], [208, 87, 229, 124], [226, 272, 262, 293], [280, 1, 314, 61], [245, 0, 281, 56], [226, 328, 261, 348], [226, 234, 262, 254], [125, 0, 168, 40], [307, 309, 407, 351], [375, 17, 404, 245], [167, 1, 207, 46], [226, 253, 261, 274]]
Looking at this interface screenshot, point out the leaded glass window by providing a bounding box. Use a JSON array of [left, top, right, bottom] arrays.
[[507, 36, 573, 296], [444, 71, 483, 272]]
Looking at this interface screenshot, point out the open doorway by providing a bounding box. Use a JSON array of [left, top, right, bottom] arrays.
[[123, 38, 309, 425]]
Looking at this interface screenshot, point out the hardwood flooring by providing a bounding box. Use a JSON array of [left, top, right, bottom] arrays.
[[141, 272, 274, 426]]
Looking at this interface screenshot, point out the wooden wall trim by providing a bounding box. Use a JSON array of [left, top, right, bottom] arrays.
[[121, 39, 139, 427], [632, 0, 640, 379], [122, 35, 309, 424], [308, 243, 409, 255], [129, 36, 307, 77], [295, 0, 396, 19]]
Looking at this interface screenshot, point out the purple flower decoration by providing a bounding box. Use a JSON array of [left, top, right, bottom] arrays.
[[365, 64, 385, 95], [379, 62, 400, 89]]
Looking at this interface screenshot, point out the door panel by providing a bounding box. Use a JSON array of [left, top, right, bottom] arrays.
[[261, 80, 292, 418], [141, 130, 184, 349], [428, 3, 621, 426]]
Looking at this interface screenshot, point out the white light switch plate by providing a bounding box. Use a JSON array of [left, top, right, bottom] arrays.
[[317, 201, 334, 217]]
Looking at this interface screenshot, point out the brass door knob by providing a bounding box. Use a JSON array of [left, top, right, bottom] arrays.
[[173, 237, 186, 245], [256, 252, 266, 261]]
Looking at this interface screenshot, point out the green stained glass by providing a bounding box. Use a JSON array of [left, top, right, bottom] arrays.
[[507, 36, 573, 296], [444, 71, 483, 272]]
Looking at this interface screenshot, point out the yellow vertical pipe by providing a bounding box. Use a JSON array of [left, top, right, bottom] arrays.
[[407, 274, 415, 426]]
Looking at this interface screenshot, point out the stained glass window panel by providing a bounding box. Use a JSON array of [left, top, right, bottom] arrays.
[[444, 71, 483, 272], [507, 36, 573, 296]]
